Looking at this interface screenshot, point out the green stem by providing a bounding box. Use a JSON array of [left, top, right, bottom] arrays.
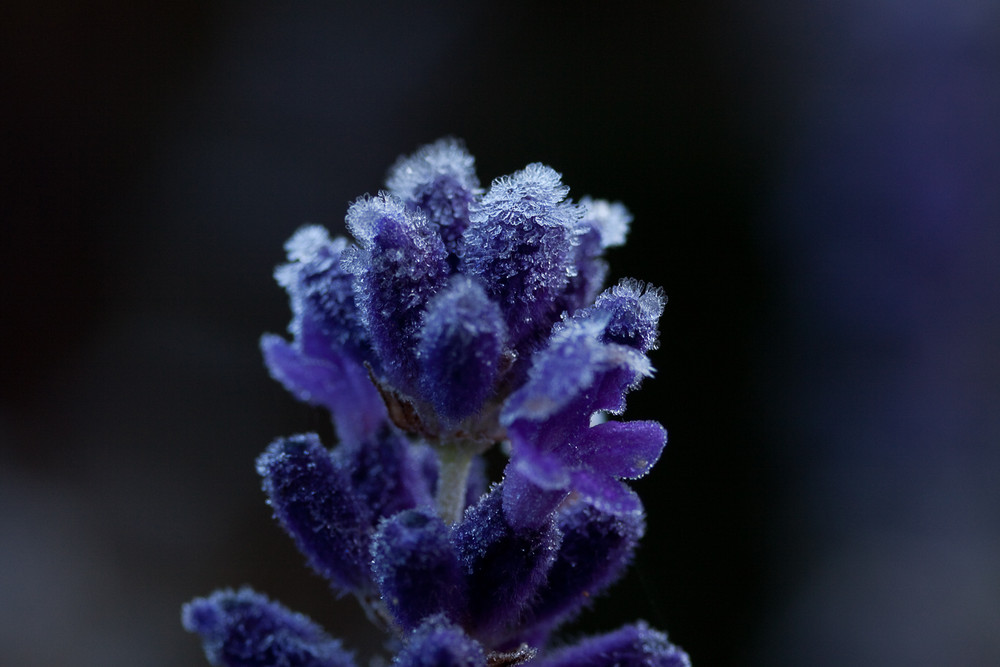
[[435, 441, 475, 525]]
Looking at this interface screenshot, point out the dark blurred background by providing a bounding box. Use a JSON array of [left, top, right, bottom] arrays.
[[3, 2, 998, 665]]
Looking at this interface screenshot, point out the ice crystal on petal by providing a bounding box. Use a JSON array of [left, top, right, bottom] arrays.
[[579, 196, 632, 249], [387, 138, 480, 259], [591, 279, 666, 352], [460, 163, 587, 356], [345, 193, 450, 393]]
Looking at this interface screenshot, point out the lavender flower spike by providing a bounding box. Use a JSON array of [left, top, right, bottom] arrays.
[[185, 139, 689, 667]]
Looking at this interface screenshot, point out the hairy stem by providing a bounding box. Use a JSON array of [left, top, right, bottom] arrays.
[[436, 441, 475, 525]]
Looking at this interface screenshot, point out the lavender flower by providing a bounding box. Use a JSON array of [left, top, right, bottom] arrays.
[[185, 139, 689, 666]]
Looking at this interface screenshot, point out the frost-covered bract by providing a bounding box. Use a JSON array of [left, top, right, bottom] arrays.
[[417, 275, 506, 424], [460, 163, 587, 359], [386, 137, 480, 261], [182, 588, 357, 667], [371, 509, 466, 631]]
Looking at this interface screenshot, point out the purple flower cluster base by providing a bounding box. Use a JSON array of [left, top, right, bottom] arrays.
[[183, 139, 689, 666]]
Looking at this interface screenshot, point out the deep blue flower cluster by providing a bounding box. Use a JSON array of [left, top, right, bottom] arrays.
[[183, 139, 689, 666]]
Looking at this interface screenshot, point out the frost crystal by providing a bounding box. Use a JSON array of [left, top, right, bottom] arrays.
[[185, 140, 688, 666]]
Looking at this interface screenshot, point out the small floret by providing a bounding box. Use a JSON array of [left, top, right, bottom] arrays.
[[371, 509, 467, 630], [393, 616, 487, 667], [516, 493, 646, 647], [531, 621, 690, 667], [257, 434, 373, 594], [262, 226, 386, 444], [589, 279, 666, 352], [460, 163, 587, 357], [344, 194, 451, 393], [501, 315, 663, 528], [452, 487, 560, 645], [182, 587, 357, 667], [386, 138, 481, 259], [417, 275, 507, 424]]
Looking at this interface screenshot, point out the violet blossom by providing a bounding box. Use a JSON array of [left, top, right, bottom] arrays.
[[183, 139, 689, 666]]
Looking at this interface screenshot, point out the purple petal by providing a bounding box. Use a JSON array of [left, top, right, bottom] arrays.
[[393, 616, 486, 667], [575, 420, 666, 479], [510, 440, 570, 489], [532, 622, 690, 667], [261, 334, 386, 444], [371, 510, 467, 630], [569, 470, 644, 517], [182, 587, 357, 667]]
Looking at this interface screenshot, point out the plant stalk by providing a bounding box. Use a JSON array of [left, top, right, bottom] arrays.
[[435, 440, 475, 525]]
